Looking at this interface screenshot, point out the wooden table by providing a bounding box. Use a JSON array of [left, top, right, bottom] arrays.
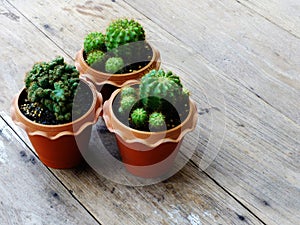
[[0, 0, 299, 224]]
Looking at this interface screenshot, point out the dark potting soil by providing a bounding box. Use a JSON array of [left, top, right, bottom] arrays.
[[113, 90, 190, 132], [84, 41, 153, 74], [19, 82, 93, 125]]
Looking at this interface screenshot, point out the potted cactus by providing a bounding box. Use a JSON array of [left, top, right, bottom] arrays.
[[11, 56, 103, 169], [103, 69, 198, 178], [75, 18, 161, 101]]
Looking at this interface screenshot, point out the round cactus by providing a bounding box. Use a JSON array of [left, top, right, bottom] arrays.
[[120, 86, 137, 98], [131, 108, 148, 127], [86, 50, 105, 66], [139, 69, 183, 110], [105, 57, 124, 73], [118, 95, 137, 114], [84, 32, 106, 54], [149, 112, 165, 130], [105, 18, 145, 51]]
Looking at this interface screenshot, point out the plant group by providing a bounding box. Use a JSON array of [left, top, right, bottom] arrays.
[[83, 18, 152, 74], [116, 69, 190, 131], [22, 56, 82, 124]]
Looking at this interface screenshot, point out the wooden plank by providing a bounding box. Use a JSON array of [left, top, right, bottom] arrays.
[[2, 0, 300, 224], [0, 0, 72, 114], [1, 112, 264, 225], [238, 0, 300, 38], [123, 0, 300, 124], [0, 117, 98, 224]]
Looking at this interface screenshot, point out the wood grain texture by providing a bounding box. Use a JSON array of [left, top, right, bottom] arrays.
[[124, 0, 300, 124], [0, 117, 98, 225], [238, 0, 300, 38], [0, 0, 71, 113], [1, 113, 264, 225], [1, 0, 299, 224]]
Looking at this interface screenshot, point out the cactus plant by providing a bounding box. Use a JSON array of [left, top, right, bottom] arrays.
[[118, 95, 137, 114], [120, 86, 137, 98], [139, 69, 183, 109], [24, 56, 80, 123], [105, 57, 125, 73], [105, 18, 145, 51], [149, 112, 165, 130], [86, 50, 106, 66], [84, 32, 106, 54], [131, 108, 148, 127], [116, 69, 190, 132]]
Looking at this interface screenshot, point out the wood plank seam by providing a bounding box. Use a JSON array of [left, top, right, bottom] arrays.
[[5, 0, 75, 61], [234, 0, 300, 39], [0, 114, 102, 225], [122, 0, 300, 126]]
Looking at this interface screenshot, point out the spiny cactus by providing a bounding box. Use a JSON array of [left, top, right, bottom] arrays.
[[105, 57, 125, 73], [86, 50, 105, 66], [118, 95, 137, 114], [105, 19, 145, 51], [24, 56, 80, 122], [131, 108, 147, 127], [139, 69, 183, 109], [84, 32, 106, 54], [120, 86, 137, 98], [149, 112, 165, 130]]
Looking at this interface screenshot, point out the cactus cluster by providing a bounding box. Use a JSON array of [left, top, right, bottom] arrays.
[[117, 69, 190, 131], [83, 18, 147, 73], [24, 56, 80, 122]]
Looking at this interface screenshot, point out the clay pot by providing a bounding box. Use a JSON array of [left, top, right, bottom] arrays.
[[74, 43, 161, 101], [10, 79, 103, 169], [103, 87, 198, 178]]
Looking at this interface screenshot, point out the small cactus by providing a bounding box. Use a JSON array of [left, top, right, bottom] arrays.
[[120, 86, 137, 98], [86, 50, 105, 66], [84, 32, 106, 54], [105, 57, 125, 73], [105, 19, 145, 51], [118, 95, 137, 114], [149, 112, 165, 130], [131, 108, 148, 127]]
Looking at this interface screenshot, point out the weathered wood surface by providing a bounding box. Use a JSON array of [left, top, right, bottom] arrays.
[[1, 113, 263, 225], [124, 0, 300, 124], [0, 0, 71, 113], [239, 0, 300, 38], [0, 117, 98, 225], [1, 0, 299, 224]]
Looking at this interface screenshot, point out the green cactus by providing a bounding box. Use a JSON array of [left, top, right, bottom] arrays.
[[24, 56, 80, 123], [149, 112, 165, 130], [86, 50, 106, 66], [120, 86, 137, 98], [105, 19, 145, 51], [131, 108, 148, 127], [139, 69, 183, 110], [117, 69, 191, 131], [118, 95, 137, 114], [105, 57, 125, 73], [84, 32, 106, 54]]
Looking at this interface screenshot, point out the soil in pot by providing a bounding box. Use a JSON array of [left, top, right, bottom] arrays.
[[19, 81, 93, 125]]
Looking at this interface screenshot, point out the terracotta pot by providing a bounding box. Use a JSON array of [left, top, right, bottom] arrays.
[[103, 87, 198, 178], [74, 43, 161, 101], [10, 79, 103, 169]]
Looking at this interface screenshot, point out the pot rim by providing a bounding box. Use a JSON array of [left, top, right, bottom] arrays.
[[11, 78, 103, 139], [103, 85, 198, 147]]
